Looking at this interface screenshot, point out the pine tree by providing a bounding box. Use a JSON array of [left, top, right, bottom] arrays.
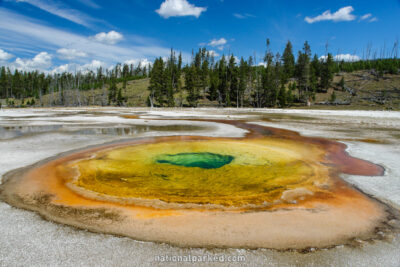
[[191, 49, 205, 104], [277, 84, 287, 107], [282, 40, 295, 82], [262, 39, 276, 107], [12, 69, 21, 99], [309, 54, 320, 97], [208, 63, 219, 101], [165, 49, 176, 107], [116, 88, 124, 106], [0, 67, 7, 98], [238, 57, 248, 107], [339, 77, 345, 91], [228, 55, 238, 107], [185, 65, 199, 107], [330, 91, 337, 103], [148, 57, 165, 107], [174, 52, 184, 107], [272, 53, 283, 106], [320, 53, 334, 90], [295, 41, 312, 102], [108, 78, 117, 105], [286, 83, 295, 106], [217, 55, 228, 106], [122, 64, 129, 94], [201, 49, 210, 97]]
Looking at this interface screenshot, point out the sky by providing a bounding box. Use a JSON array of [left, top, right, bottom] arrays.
[[0, 0, 399, 73]]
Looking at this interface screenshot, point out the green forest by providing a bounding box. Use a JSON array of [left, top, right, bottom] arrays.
[[1, 39, 400, 108]]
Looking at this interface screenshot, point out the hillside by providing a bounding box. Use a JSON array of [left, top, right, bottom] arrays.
[[312, 71, 400, 110], [4, 78, 151, 108], [2, 70, 400, 110]]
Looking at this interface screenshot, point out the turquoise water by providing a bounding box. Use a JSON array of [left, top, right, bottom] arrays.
[[155, 152, 234, 169]]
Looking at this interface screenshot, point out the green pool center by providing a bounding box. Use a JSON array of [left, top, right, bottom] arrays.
[[155, 152, 234, 169]]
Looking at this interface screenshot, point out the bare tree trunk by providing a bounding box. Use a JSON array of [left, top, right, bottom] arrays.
[[9, 76, 12, 98], [64, 77, 70, 106], [76, 73, 81, 107], [49, 79, 54, 107], [91, 85, 95, 106], [149, 94, 154, 108], [39, 85, 42, 106], [58, 78, 62, 106], [102, 82, 106, 106], [237, 89, 239, 108]]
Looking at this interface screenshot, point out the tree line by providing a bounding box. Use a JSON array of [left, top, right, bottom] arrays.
[[148, 40, 400, 108], [1, 39, 400, 107], [0, 62, 150, 107]]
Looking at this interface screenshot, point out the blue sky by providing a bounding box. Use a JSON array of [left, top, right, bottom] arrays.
[[0, 0, 399, 73]]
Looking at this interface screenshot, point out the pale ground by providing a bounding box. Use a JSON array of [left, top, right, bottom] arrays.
[[0, 107, 399, 266]]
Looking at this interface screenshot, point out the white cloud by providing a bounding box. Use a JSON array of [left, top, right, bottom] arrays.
[[92, 31, 124, 45], [233, 13, 245, 19], [156, 0, 207, 19], [335, 54, 360, 62], [80, 59, 105, 71], [359, 13, 377, 23], [0, 9, 183, 72], [320, 54, 360, 62], [233, 13, 255, 19], [77, 0, 100, 9], [57, 48, 87, 60], [51, 60, 107, 74], [14, 51, 52, 71], [360, 13, 372, 20], [0, 49, 13, 61], [50, 63, 71, 73], [208, 38, 227, 47], [207, 38, 227, 51], [200, 38, 228, 51], [305, 6, 356, 24], [15, 0, 96, 27], [124, 58, 152, 67], [208, 50, 219, 57]]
